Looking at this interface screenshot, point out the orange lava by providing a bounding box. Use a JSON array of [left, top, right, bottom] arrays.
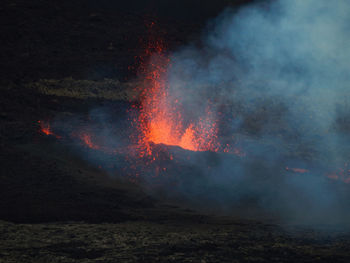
[[38, 120, 61, 138], [72, 130, 119, 155], [80, 132, 101, 150], [135, 23, 220, 156]]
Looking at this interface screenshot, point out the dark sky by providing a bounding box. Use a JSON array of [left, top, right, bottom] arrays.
[[85, 0, 257, 22], [0, 0, 258, 82]]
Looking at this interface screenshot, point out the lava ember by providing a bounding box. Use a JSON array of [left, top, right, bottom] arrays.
[[134, 24, 220, 156], [38, 120, 61, 139]]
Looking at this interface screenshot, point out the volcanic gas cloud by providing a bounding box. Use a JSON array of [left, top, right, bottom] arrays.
[[39, 0, 350, 225]]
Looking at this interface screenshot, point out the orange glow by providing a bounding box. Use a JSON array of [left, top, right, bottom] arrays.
[[80, 132, 101, 150], [134, 25, 220, 156], [72, 130, 121, 155], [38, 120, 61, 138]]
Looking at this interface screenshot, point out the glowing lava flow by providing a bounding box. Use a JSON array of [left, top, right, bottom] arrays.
[[38, 120, 61, 138], [134, 25, 220, 156]]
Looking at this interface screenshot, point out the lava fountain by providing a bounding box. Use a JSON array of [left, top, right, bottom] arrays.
[[133, 23, 221, 157]]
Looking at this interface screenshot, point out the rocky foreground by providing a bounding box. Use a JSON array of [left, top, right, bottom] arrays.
[[2, 216, 350, 263]]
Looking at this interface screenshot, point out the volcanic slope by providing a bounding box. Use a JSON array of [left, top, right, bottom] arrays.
[[1, 78, 350, 262]]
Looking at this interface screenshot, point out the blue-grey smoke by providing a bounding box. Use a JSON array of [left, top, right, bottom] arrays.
[[56, 0, 350, 227], [159, 0, 350, 226]]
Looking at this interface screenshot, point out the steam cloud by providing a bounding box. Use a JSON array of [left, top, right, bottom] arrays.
[[159, 0, 350, 225], [59, 0, 350, 226]]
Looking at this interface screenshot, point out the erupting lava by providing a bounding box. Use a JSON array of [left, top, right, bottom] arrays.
[[38, 120, 61, 138], [134, 23, 220, 156], [36, 21, 350, 186]]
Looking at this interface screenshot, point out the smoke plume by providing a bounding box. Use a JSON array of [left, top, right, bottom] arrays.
[[53, 0, 350, 227], [157, 0, 350, 225]]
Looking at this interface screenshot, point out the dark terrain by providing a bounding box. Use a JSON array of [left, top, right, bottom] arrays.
[[1, 0, 350, 262]]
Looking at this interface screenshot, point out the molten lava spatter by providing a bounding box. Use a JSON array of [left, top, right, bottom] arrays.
[[134, 23, 220, 156], [38, 120, 61, 138]]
